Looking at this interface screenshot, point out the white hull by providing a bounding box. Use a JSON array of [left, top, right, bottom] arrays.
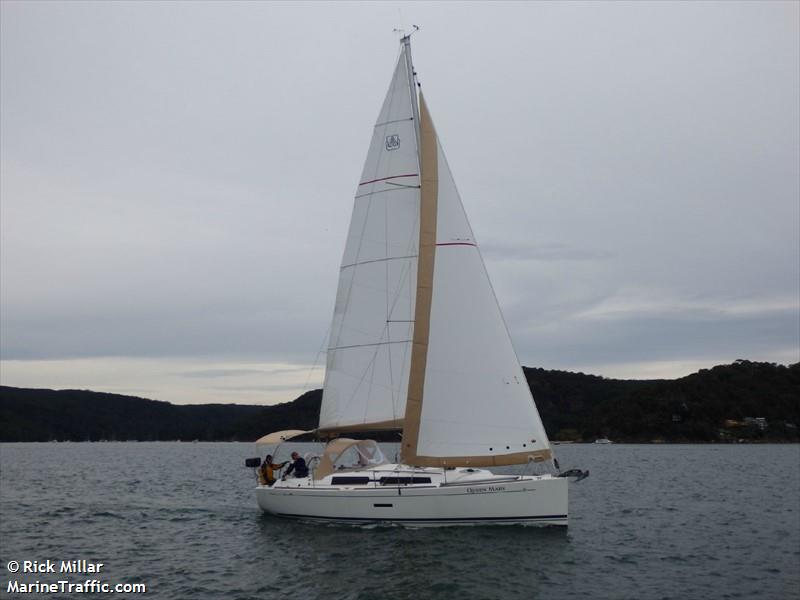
[[256, 465, 567, 527]]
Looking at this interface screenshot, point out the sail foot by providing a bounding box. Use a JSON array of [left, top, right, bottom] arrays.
[[315, 418, 404, 439], [402, 448, 552, 468]]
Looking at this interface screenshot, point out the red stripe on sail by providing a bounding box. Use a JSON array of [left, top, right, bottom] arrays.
[[358, 173, 419, 186]]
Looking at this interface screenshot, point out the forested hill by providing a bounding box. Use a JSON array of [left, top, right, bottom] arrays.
[[523, 360, 799, 442], [0, 388, 323, 443], [1, 360, 797, 443]]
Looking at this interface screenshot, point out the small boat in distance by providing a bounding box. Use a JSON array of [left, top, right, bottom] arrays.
[[252, 32, 586, 526], [594, 438, 613, 444]]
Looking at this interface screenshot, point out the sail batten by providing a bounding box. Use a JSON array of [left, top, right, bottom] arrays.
[[358, 173, 419, 186], [375, 117, 414, 128], [340, 255, 418, 271]]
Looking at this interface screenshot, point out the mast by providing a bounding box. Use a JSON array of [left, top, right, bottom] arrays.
[[401, 33, 421, 157]]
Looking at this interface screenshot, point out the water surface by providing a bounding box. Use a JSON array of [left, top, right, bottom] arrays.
[[1, 443, 797, 599]]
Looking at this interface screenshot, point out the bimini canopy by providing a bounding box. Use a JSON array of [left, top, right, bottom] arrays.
[[314, 439, 387, 480], [255, 430, 310, 452]]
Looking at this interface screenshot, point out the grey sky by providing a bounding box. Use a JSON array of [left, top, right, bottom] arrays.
[[2, 1, 798, 404]]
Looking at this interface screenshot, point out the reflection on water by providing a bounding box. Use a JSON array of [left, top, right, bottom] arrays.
[[251, 512, 572, 600]]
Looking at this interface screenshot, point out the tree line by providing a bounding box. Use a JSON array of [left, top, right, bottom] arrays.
[[1, 360, 797, 443]]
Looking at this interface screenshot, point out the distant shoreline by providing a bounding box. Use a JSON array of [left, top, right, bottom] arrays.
[[2, 360, 798, 443], [0, 440, 800, 446]]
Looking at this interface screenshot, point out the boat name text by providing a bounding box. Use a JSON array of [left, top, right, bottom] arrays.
[[466, 486, 506, 494]]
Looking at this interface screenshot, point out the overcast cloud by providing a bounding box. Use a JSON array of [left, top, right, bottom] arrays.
[[1, 1, 798, 404]]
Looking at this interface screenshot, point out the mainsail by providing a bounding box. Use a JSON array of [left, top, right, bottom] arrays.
[[318, 46, 420, 434], [319, 38, 551, 466]]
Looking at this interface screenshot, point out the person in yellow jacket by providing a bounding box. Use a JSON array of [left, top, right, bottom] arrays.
[[258, 455, 287, 486]]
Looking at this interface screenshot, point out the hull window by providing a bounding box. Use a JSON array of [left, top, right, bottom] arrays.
[[379, 477, 432, 485], [330, 476, 372, 485]]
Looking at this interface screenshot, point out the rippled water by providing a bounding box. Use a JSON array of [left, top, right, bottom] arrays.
[[1, 443, 798, 599]]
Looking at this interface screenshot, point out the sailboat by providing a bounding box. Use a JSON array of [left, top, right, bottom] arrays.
[[254, 34, 574, 526]]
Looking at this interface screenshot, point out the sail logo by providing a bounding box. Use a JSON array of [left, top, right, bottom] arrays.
[[385, 135, 400, 151]]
